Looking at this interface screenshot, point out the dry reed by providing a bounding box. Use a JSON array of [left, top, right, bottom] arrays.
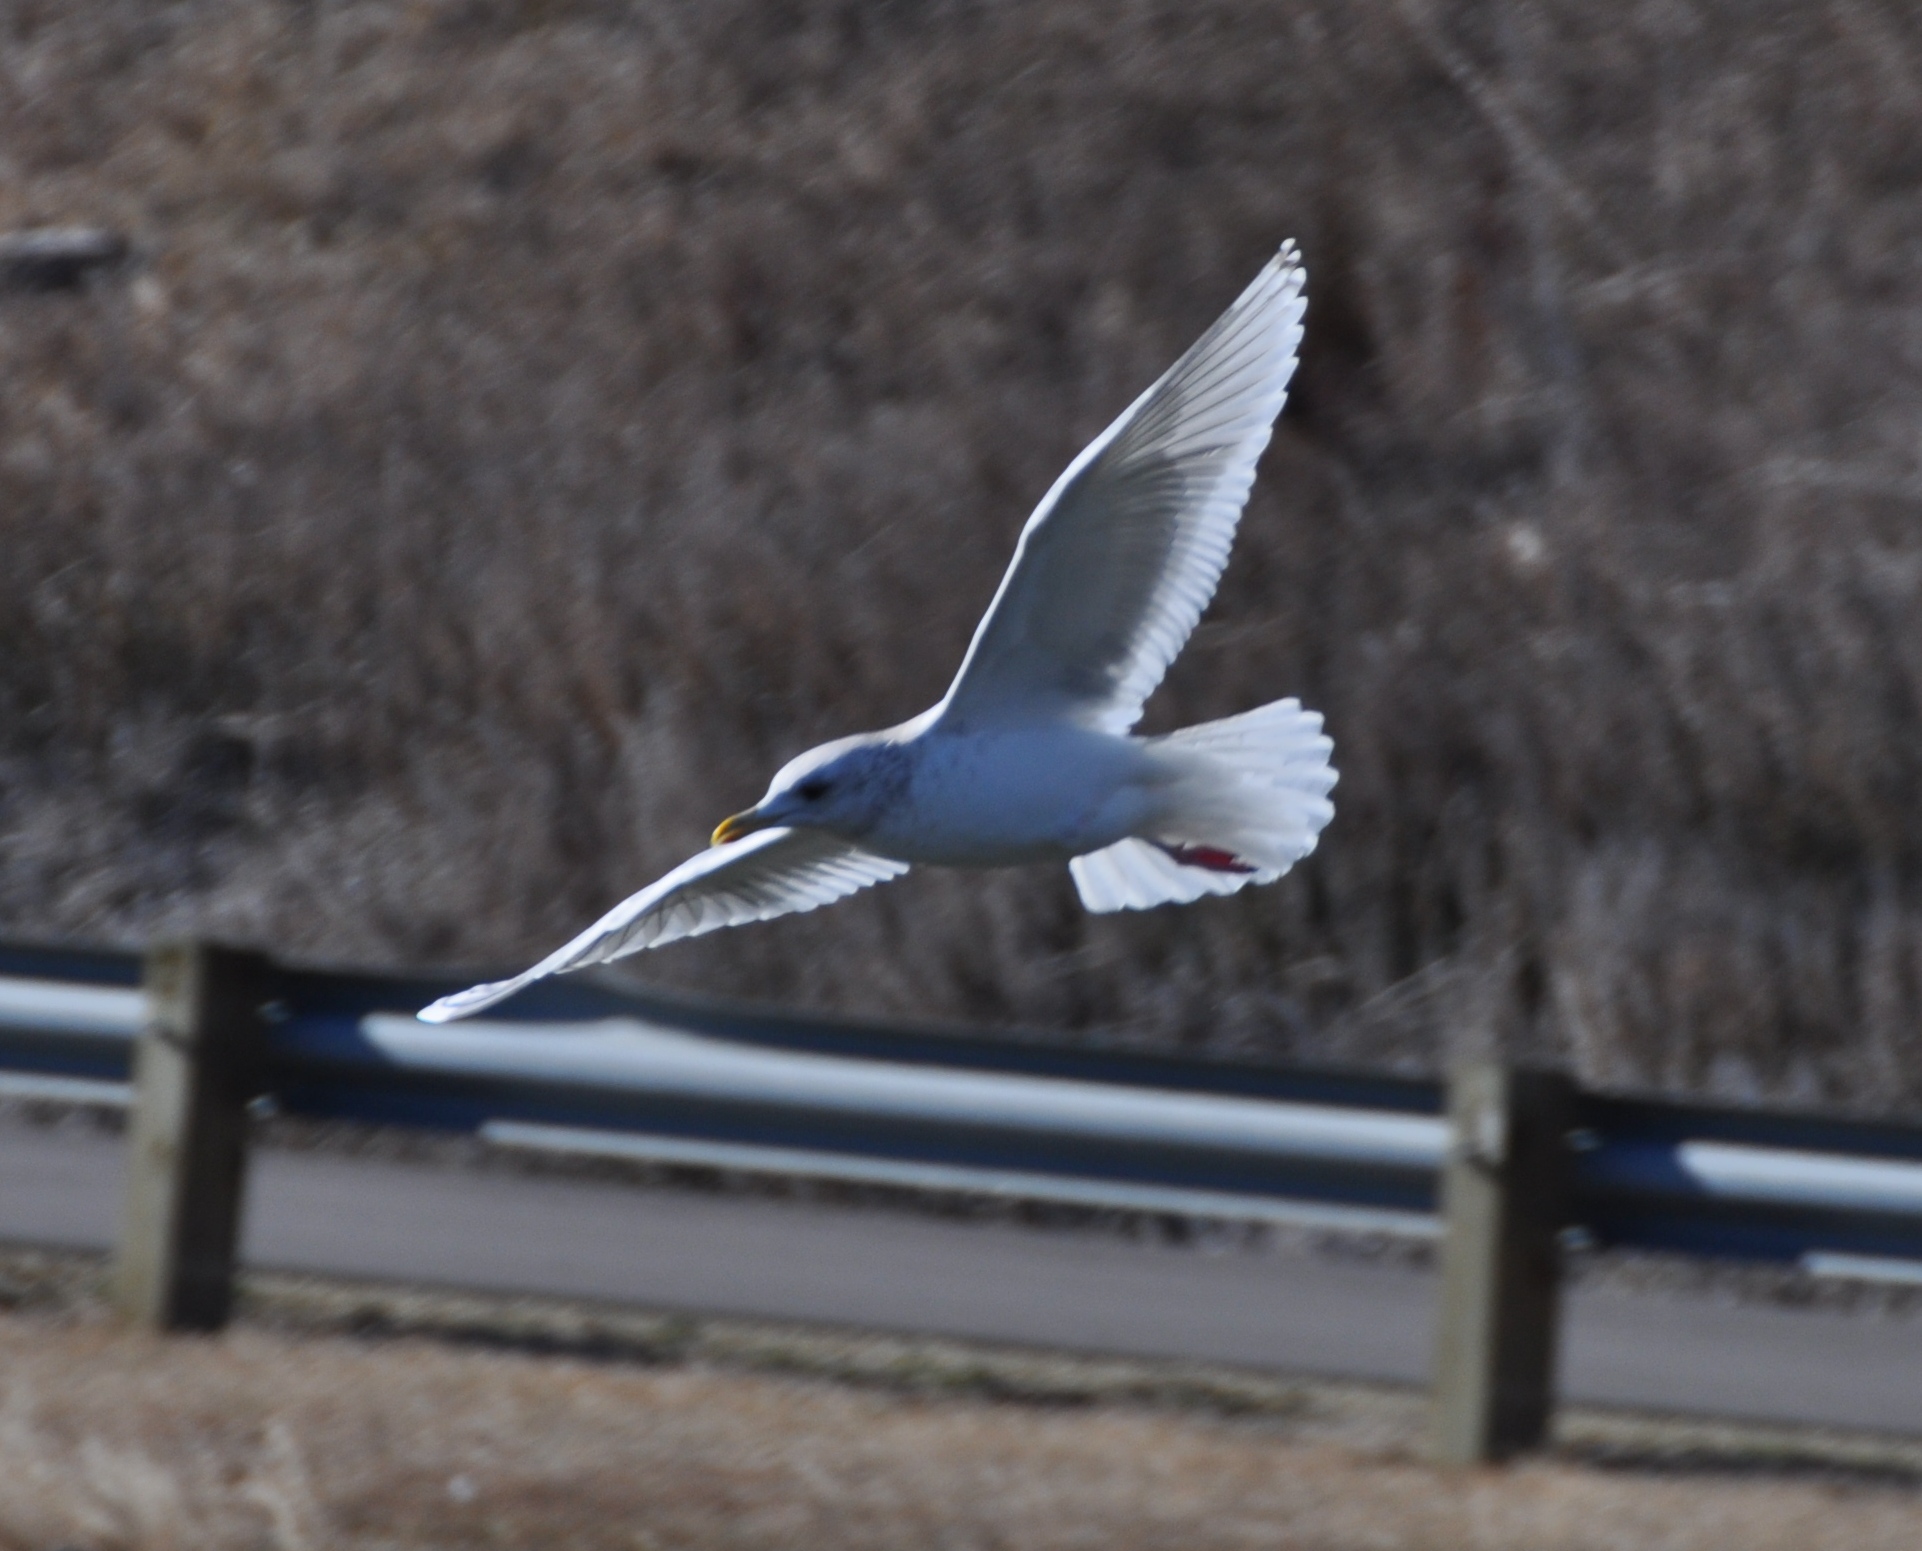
[[0, 1308, 1919, 1550], [2, 0, 1921, 1107]]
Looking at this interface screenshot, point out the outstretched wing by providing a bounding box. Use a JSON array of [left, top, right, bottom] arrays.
[[417, 829, 910, 1022], [936, 245, 1306, 735]]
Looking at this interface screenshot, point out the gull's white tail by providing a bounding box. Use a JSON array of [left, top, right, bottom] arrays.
[[1069, 698, 1336, 913]]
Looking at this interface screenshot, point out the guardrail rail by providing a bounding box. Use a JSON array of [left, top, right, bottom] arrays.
[[1, 936, 1919, 1463]]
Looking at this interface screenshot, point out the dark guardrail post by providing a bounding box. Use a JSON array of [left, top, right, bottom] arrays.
[[115, 941, 272, 1331], [1429, 1060, 1575, 1464]]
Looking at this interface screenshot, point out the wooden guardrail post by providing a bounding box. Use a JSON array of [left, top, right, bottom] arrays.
[[115, 941, 272, 1331], [1429, 1060, 1575, 1464]]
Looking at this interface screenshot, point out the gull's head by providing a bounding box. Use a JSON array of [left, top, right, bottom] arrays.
[[711, 732, 910, 846]]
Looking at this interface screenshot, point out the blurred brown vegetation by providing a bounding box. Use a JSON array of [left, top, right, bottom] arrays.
[[3, 0, 1922, 1107], [1, 1292, 1920, 1550]]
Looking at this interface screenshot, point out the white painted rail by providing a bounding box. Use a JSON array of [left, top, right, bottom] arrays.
[[362, 1015, 1452, 1169], [1678, 1140, 1922, 1218], [0, 978, 143, 1039]]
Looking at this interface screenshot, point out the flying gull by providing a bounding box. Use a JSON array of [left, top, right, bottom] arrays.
[[419, 244, 1334, 1022]]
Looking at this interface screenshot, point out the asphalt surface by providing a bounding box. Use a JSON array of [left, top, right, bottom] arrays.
[[3, 1119, 1919, 1434]]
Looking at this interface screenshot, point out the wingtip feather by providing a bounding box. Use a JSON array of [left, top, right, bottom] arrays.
[[416, 977, 521, 1023]]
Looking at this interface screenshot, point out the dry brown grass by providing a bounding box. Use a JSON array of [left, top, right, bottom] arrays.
[[4, 0, 1922, 1105], [0, 1299, 1918, 1551]]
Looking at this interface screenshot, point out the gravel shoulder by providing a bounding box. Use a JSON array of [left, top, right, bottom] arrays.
[[0, 1245, 1919, 1551]]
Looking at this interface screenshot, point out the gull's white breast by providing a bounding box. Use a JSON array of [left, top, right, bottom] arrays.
[[862, 726, 1162, 867]]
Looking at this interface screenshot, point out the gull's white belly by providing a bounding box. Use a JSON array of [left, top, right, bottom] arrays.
[[860, 727, 1162, 866]]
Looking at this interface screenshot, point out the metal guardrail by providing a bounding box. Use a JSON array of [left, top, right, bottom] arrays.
[[0, 946, 143, 1104], [2, 936, 1921, 1460], [4, 938, 1919, 1268], [0, 940, 1450, 1233]]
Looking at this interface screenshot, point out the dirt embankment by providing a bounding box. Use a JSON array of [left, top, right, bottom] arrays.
[[0, 1253, 1918, 1551], [5, 1, 1922, 1105]]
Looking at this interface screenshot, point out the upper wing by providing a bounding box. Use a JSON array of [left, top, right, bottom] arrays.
[[417, 829, 910, 1022], [936, 245, 1306, 735]]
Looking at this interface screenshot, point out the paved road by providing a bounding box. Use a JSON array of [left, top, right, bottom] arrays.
[[4, 1120, 1919, 1434]]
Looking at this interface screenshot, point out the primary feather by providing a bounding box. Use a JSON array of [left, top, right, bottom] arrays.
[[935, 243, 1306, 735], [417, 828, 909, 1022]]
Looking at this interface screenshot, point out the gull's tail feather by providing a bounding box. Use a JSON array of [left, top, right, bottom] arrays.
[[1069, 698, 1336, 913]]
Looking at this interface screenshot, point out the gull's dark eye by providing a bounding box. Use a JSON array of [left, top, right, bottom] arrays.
[[796, 778, 831, 801]]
